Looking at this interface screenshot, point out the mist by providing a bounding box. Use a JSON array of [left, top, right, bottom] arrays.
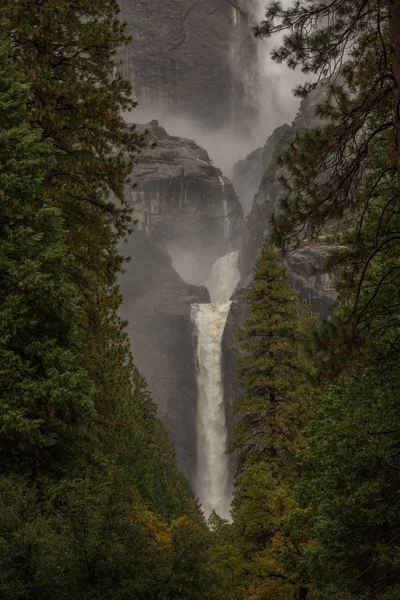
[[125, 0, 307, 182]]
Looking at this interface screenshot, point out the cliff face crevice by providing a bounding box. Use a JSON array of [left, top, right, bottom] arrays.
[[223, 88, 339, 417], [233, 86, 338, 318]]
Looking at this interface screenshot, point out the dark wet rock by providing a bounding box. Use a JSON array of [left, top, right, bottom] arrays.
[[238, 124, 294, 275], [119, 231, 210, 481], [118, 0, 259, 131], [286, 243, 339, 315], [128, 121, 244, 284]]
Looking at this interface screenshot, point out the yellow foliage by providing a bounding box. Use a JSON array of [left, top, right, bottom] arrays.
[[126, 504, 173, 554]]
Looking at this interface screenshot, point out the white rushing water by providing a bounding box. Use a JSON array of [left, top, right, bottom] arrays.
[[205, 251, 240, 302], [218, 176, 231, 241], [192, 251, 240, 520], [192, 302, 232, 519]]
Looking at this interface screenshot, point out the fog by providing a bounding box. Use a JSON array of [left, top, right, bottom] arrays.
[[126, 0, 306, 180]]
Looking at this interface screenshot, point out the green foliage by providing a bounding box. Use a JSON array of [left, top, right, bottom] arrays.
[[229, 240, 316, 600], [0, 26, 94, 479], [256, 0, 400, 366], [2, 3, 147, 470], [0, 7, 220, 600], [0, 471, 214, 600], [220, 3, 400, 600], [298, 358, 400, 599], [3, 0, 145, 236], [233, 241, 314, 466]]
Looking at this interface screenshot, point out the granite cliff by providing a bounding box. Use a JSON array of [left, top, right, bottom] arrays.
[[119, 231, 210, 480], [118, 0, 260, 132], [127, 120, 243, 284]]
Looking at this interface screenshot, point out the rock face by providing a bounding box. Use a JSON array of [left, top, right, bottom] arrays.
[[236, 123, 294, 269], [286, 245, 338, 316], [119, 120, 245, 484], [118, 0, 259, 131], [231, 146, 264, 216], [119, 231, 210, 481], [128, 121, 244, 285], [233, 86, 338, 317], [224, 87, 339, 415]]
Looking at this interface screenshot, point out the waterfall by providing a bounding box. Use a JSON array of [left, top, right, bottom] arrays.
[[191, 251, 240, 520], [205, 251, 240, 302], [219, 176, 231, 241], [192, 302, 232, 519]]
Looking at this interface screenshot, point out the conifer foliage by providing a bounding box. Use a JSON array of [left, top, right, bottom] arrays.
[[256, 0, 400, 361], [234, 241, 312, 464], [5, 0, 144, 235], [0, 28, 94, 480], [229, 241, 314, 600], [215, 2, 400, 600]]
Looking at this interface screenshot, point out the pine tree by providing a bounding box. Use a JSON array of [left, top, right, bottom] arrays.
[[254, 0, 400, 366], [230, 241, 315, 600], [256, 0, 400, 189], [0, 27, 94, 480]]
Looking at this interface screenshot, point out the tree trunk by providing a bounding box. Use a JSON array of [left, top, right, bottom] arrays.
[[388, 0, 400, 190]]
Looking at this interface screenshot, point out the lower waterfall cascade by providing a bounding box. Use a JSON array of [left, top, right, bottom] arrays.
[[191, 251, 240, 519]]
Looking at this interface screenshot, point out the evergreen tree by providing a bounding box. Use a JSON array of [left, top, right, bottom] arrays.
[[4, 0, 144, 235], [0, 10, 221, 600], [3, 1, 147, 452], [220, 4, 400, 600], [230, 241, 315, 600], [233, 241, 313, 464], [0, 0, 150, 486], [255, 0, 400, 361], [0, 25, 94, 480], [298, 355, 400, 600]]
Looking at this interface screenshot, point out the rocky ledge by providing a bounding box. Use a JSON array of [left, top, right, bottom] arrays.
[[127, 120, 243, 285]]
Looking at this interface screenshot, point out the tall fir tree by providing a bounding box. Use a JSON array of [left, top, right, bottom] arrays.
[[233, 241, 313, 465], [1, 0, 150, 472], [230, 240, 315, 600]]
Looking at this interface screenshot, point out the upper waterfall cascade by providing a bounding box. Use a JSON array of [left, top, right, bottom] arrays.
[[205, 251, 240, 302], [192, 251, 240, 520]]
